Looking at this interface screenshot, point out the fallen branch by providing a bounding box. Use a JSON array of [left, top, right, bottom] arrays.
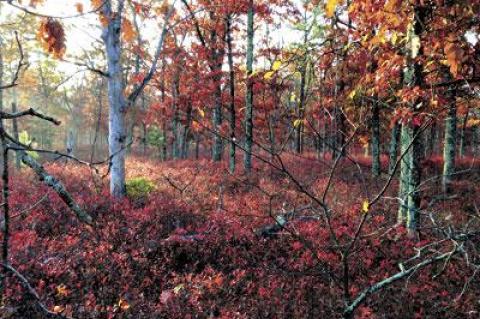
[[1, 263, 71, 319], [19, 150, 93, 225], [343, 246, 466, 318]]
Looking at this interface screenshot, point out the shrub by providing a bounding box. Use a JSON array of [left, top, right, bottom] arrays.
[[126, 177, 155, 203]]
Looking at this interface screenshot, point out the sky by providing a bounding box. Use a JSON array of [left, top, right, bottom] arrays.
[[1, 0, 304, 81]]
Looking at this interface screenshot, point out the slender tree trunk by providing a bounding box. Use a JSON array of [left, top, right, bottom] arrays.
[[397, 124, 411, 224], [295, 25, 308, 154], [388, 121, 400, 175], [426, 120, 436, 158], [181, 104, 192, 159], [172, 111, 179, 159], [161, 122, 167, 161], [226, 15, 236, 173], [195, 133, 200, 160], [142, 122, 147, 156], [442, 88, 456, 193], [371, 101, 381, 176], [0, 38, 8, 302], [397, 5, 426, 237], [407, 123, 422, 233], [459, 111, 468, 158], [11, 103, 20, 170], [102, 0, 127, 197], [91, 80, 103, 163], [244, 0, 254, 172]]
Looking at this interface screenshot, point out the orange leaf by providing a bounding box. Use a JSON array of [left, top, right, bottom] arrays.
[[75, 2, 83, 14]]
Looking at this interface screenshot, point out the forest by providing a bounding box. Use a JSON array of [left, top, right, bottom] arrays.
[[0, 0, 479, 318]]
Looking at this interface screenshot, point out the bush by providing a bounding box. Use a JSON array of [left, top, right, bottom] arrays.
[[126, 177, 155, 203]]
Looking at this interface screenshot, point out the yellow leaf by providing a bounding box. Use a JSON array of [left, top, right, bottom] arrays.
[[325, 0, 338, 18], [362, 200, 370, 214], [173, 284, 184, 294], [264, 71, 275, 80], [272, 60, 282, 71], [391, 32, 398, 45], [56, 284, 68, 297], [197, 108, 205, 118], [290, 93, 297, 102], [293, 119, 303, 128], [348, 89, 356, 100]]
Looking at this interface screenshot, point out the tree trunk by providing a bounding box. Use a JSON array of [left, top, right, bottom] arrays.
[[226, 15, 236, 173], [388, 121, 400, 175], [442, 90, 456, 193], [397, 124, 410, 224], [244, 0, 254, 172], [101, 0, 127, 197], [371, 101, 381, 176], [397, 5, 426, 236], [459, 111, 468, 158], [10, 103, 20, 170]]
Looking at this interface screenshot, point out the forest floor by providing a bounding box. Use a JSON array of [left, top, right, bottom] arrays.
[[2, 153, 480, 318]]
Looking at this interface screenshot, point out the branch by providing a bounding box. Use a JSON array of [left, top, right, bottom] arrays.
[[3, 0, 106, 19], [343, 247, 459, 318], [1, 263, 72, 319], [0, 31, 27, 90], [18, 150, 93, 225], [127, 1, 176, 105], [0, 107, 61, 125]]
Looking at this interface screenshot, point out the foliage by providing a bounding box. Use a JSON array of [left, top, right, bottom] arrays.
[[18, 130, 39, 161], [125, 177, 155, 203], [0, 158, 479, 318]]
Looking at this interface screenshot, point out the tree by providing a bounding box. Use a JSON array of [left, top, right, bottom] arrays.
[[244, 0, 254, 172]]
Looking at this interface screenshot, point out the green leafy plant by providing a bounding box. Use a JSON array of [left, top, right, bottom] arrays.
[[126, 177, 155, 203], [19, 130, 39, 160]]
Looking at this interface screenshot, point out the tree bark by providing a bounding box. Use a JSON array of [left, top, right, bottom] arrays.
[[244, 0, 254, 172], [371, 101, 381, 176], [388, 121, 400, 175], [459, 111, 468, 158], [397, 124, 411, 224], [442, 87, 456, 194], [19, 151, 93, 224], [397, 5, 426, 236], [101, 0, 127, 197], [10, 103, 20, 170], [226, 15, 236, 173]]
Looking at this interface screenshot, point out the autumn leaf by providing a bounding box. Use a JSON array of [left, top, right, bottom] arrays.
[[53, 305, 65, 314], [122, 18, 137, 43], [362, 200, 370, 214], [348, 89, 356, 100], [173, 284, 184, 294], [56, 284, 68, 297], [272, 60, 282, 71], [75, 2, 83, 14], [325, 0, 338, 18], [197, 108, 205, 118], [117, 298, 130, 311], [91, 0, 103, 9], [264, 71, 275, 80], [293, 119, 303, 128]]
